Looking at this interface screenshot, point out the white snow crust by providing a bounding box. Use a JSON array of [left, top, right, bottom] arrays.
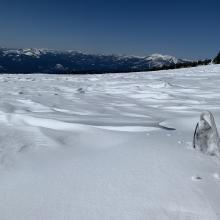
[[0, 65, 220, 219]]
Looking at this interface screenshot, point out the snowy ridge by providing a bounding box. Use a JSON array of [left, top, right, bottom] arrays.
[[0, 47, 190, 73], [145, 53, 180, 68]]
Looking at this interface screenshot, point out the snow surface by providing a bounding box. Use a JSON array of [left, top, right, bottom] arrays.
[[0, 65, 220, 220]]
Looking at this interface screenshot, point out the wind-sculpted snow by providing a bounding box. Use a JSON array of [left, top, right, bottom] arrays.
[[0, 65, 220, 219]]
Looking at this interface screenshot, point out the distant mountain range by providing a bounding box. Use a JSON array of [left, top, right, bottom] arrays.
[[0, 47, 210, 74]]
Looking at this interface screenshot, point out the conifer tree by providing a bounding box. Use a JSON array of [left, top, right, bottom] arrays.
[[213, 51, 220, 64]]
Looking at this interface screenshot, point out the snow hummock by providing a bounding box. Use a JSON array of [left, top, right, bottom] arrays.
[[0, 65, 220, 219]]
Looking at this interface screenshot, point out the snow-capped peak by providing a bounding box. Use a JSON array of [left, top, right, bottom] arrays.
[[146, 53, 179, 64]]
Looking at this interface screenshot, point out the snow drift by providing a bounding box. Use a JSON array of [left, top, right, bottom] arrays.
[[0, 65, 220, 219]]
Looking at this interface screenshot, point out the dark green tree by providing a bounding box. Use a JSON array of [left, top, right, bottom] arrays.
[[213, 51, 220, 64]]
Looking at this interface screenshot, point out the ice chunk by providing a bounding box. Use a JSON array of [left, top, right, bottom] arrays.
[[193, 111, 220, 156]]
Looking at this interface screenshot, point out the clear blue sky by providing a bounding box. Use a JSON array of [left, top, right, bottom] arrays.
[[0, 0, 219, 59]]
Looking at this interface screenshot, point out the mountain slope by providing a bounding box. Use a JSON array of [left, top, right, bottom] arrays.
[[0, 47, 189, 73]]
